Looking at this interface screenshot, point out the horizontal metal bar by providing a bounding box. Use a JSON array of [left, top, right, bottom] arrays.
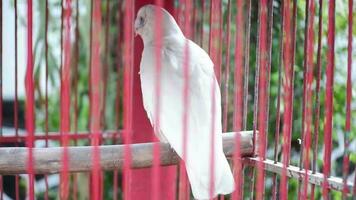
[[0, 131, 121, 143], [0, 131, 254, 174], [244, 157, 354, 194]]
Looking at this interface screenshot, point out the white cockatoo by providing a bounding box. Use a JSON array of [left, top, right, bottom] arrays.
[[135, 5, 234, 199]]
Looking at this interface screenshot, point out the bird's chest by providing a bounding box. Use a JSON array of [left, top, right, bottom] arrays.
[[140, 48, 184, 111], [140, 48, 183, 90]]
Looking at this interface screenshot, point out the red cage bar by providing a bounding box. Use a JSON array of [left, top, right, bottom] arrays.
[[0, 1, 354, 200]]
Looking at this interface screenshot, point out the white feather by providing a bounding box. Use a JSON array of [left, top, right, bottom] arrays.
[[136, 5, 235, 199]]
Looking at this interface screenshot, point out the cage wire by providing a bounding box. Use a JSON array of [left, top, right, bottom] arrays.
[[0, 0, 355, 199]]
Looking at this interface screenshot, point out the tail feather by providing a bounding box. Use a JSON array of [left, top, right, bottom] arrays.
[[185, 151, 234, 199]]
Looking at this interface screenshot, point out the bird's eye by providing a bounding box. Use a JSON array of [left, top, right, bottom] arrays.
[[139, 16, 144, 24]]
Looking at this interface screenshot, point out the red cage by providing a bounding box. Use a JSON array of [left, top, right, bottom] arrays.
[[0, 0, 355, 199]]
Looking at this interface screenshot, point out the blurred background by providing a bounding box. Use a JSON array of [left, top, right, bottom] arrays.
[[1, 0, 355, 199]]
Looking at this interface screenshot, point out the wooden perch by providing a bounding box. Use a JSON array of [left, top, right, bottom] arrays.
[[0, 131, 254, 175]]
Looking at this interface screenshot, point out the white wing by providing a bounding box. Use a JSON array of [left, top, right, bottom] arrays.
[[140, 36, 234, 199]]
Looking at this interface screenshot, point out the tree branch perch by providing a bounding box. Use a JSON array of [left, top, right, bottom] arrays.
[[0, 131, 254, 174]]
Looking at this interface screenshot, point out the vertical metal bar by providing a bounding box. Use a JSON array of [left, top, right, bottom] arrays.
[[102, 0, 110, 130], [113, 162, 119, 200], [192, 1, 197, 41], [100, 1, 111, 196], [282, 0, 298, 193], [88, 0, 93, 131], [242, 0, 251, 131], [14, 0, 21, 199], [272, 1, 285, 199], [90, 0, 103, 199], [44, 0, 49, 199], [59, 0, 66, 195], [298, 0, 310, 197], [208, 0, 221, 198], [200, 0, 205, 47], [113, 4, 123, 199], [73, 0, 80, 144], [60, 0, 64, 91], [342, 0, 353, 198], [290, 0, 298, 78], [12, 0, 18, 197], [179, 0, 188, 197], [208, 0, 212, 53], [265, 0, 274, 159], [209, 75, 217, 200], [72, 1, 80, 198], [299, 0, 310, 168], [246, 165, 256, 200], [261, 0, 274, 197], [217, 1, 223, 86], [179, 1, 192, 199], [222, 0, 231, 134], [252, 0, 261, 161], [239, 163, 245, 199], [99, 0, 110, 197], [178, 164, 189, 200], [25, 0, 35, 198], [322, 0, 335, 198], [301, 0, 315, 199], [310, 0, 323, 199], [242, 3, 252, 197], [289, 0, 298, 165], [231, 0, 244, 199], [251, 1, 264, 198], [176, 0, 183, 29], [60, 0, 72, 199], [256, 0, 269, 199], [284, 0, 298, 171], [152, 1, 163, 200], [279, 0, 293, 198], [210, 67, 219, 200], [123, 0, 134, 199], [209, 0, 221, 83]]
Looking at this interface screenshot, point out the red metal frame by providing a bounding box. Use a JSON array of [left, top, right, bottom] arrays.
[[323, 0, 336, 198], [310, 0, 324, 198], [25, 1, 35, 199], [280, 0, 293, 198], [343, 0, 353, 198], [0, 1, 354, 199]]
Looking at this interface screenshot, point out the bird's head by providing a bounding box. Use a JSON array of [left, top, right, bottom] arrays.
[[135, 5, 183, 44]]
